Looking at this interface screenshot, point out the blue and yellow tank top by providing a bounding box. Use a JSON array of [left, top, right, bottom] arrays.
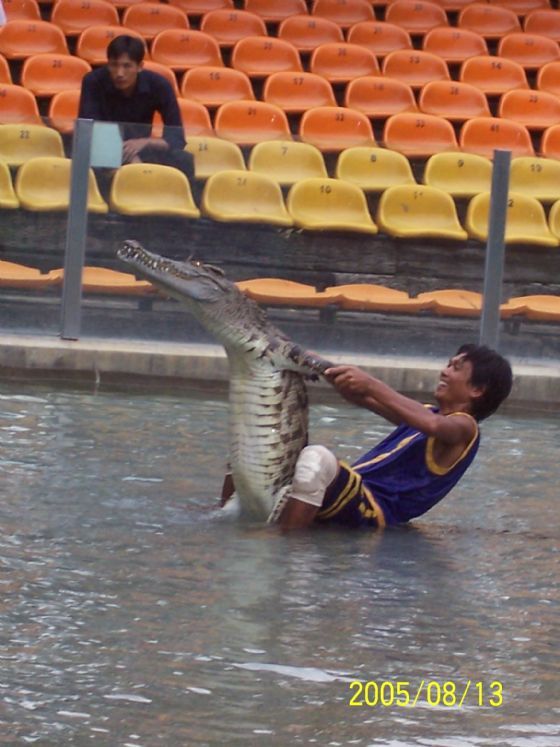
[[352, 408, 480, 526]]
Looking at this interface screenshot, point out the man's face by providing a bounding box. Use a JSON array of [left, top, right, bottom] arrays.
[[435, 353, 480, 407], [108, 53, 142, 94]]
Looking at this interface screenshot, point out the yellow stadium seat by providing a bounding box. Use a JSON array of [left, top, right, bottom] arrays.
[[0, 123, 64, 165], [498, 32, 560, 70], [509, 156, 560, 203], [423, 152, 492, 198], [385, 0, 449, 37], [263, 71, 336, 114], [236, 278, 334, 308], [547, 198, 560, 238], [422, 27, 488, 64], [181, 65, 254, 108], [0, 83, 42, 124], [524, 9, 560, 42], [383, 112, 458, 158], [500, 294, 560, 321], [0, 259, 61, 288], [50, 266, 154, 295], [419, 80, 491, 122], [150, 29, 223, 71], [122, 2, 189, 41], [382, 49, 450, 90], [0, 162, 19, 209], [110, 163, 200, 217], [311, 0, 375, 30], [324, 283, 430, 312], [0, 20, 68, 59], [200, 9, 267, 48], [498, 89, 560, 130], [76, 25, 147, 66], [202, 169, 293, 226], [458, 3, 521, 40], [347, 21, 412, 59], [214, 100, 291, 145], [416, 288, 482, 317], [537, 60, 560, 97], [299, 106, 376, 152], [278, 14, 344, 53], [248, 140, 327, 186], [336, 146, 416, 193], [287, 177, 378, 234], [51, 0, 120, 37], [185, 135, 245, 179], [345, 76, 418, 119], [15, 156, 108, 212], [377, 184, 468, 240], [465, 191, 558, 246], [459, 116, 534, 158], [21, 53, 92, 98], [460, 55, 529, 96]]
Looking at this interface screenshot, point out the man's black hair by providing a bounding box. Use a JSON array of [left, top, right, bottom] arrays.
[[107, 35, 146, 64], [456, 343, 513, 421]]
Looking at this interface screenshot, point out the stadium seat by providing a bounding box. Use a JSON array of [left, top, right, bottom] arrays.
[[0, 54, 11, 84], [214, 100, 291, 145], [0, 84, 42, 124], [51, 0, 119, 37], [509, 156, 560, 202], [459, 116, 534, 158], [244, 0, 308, 25], [287, 177, 378, 234], [77, 26, 147, 66], [181, 65, 254, 108], [423, 27, 488, 64], [500, 294, 560, 322], [142, 60, 179, 96], [263, 71, 336, 114], [382, 49, 450, 89], [524, 9, 560, 42], [376, 184, 468, 240], [458, 3, 521, 39], [110, 162, 200, 217], [537, 61, 560, 96], [231, 35, 302, 78], [310, 42, 379, 84], [278, 14, 344, 53], [21, 53, 91, 98], [168, 0, 233, 20], [236, 278, 334, 309], [3, 0, 40, 22], [499, 88, 560, 130], [0, 20, 68, 59], [122, 3, 189, 41], [185, 135, 245, 179], [418, 80, 491, 122], [48, 89, 79, 133], [383, 112, 458, 158], [541, 124, 560, 159], [347, 21, 412, 59], [0, 163, 19, 209], [385, 0, 448, 37], [416, 289, 482, 318], [459, 55, 529, 96], [545, 196, 560, 235], [323, 284, 430, 313], [465, 191, 558, 246], [336, 146, 416, 192], [345, 76, 417, 119], [153, 97, 213, 137], [423, 152, 492, 197], [487, 0, 551, 15], [498, 32, 560, 70], [436, 0, 475, 10], [151, 29, 223, 71], [51, 266, 154, 295], [202, 169, 293, 226], [200, 9, 267, 48], [0, 123, 64, 165], [0, 260, 62, 289], [248, 140, 327, 185], [15, 156, 108, 212], [299, 106, 376, 152], [311, 0, 375, 30]]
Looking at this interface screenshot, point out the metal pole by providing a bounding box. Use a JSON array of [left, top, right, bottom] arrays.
[[479, 149, 511, 349], [60, 118, 94, 341]]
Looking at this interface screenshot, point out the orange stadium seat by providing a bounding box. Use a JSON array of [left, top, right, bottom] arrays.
[[143, 60, 180, 96], [122, 3, 189, 41], [21, 53, 91, 97], [168, 0, 233, 20], [423, 151, 492, 197], [0, 259, 65, 285], [437, 0, 483, 9], [419, 80, 491, 122], [299, 105, 376, 152], [460, 116, 534, 157], [326, 284, 429, 313], [263, 71, 336, 114], [214, 100, 291, 145], [0, 83, 42, 124], [416, 289, 482, 318], [501, 294, 560, 322], [466, 191, 558, 246], [106, 0, 148, 9], [231, 35, 302, 78], [236, 279, 333, 309], [278, 14, 343, 53], [499, 88, 560, 130], [244, 0, 308, 24], [310, 42, 379, 84], [76, 26, 147, 66], [287, 177, 378, 233], [151, 29, 223, 71], [178, 98, 214, 136], [0, 54, 12, 84], [336, 146, 417, 192], [48, 89, 79, 133], [486, 0, 551, 15], [347, 22, 412, 59], [248, 140, 328, 185], [345, 76, 417, 119], [3, 0, 40, 21], [51, 0, 119, 37], [181, 65, 254, 108], [422, 27, 488, 64], [311, 0, 374, 30], [58, 267, 154, 296], [509, 156, 560, 202], [0, 20, 68, 59], [524, 9, 560, 42], [537, 61, 560, 96], [541, 124, 560, 159], [383, 112, 458, 158], [458, 3, 521, 39], [385, 0, 448, 37], [498, 32, 560, 70], [460, 55, 529, 96], [382, 50, 449, 90], [200, 9, 267, 48]]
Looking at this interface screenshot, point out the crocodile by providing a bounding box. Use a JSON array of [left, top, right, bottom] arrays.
[[117, 239, 334, 522]]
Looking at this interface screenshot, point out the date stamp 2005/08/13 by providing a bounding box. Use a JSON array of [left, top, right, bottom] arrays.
[[348, 680, 504, 708]]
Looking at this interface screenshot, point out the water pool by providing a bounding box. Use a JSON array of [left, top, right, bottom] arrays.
[[0, 381, 558, 746]]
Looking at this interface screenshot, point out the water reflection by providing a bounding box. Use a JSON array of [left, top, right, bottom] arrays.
[[0, 382, 558, 745]]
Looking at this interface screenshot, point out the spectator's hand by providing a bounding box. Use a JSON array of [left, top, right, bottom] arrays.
[[122, 137, 152, 163], [324, 365, 375, 405]]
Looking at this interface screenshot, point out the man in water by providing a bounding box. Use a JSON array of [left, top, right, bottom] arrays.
[[279, 344, 513, 530]]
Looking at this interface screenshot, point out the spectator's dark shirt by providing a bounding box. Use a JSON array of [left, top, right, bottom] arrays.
[[78, 66, 185, 150]]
